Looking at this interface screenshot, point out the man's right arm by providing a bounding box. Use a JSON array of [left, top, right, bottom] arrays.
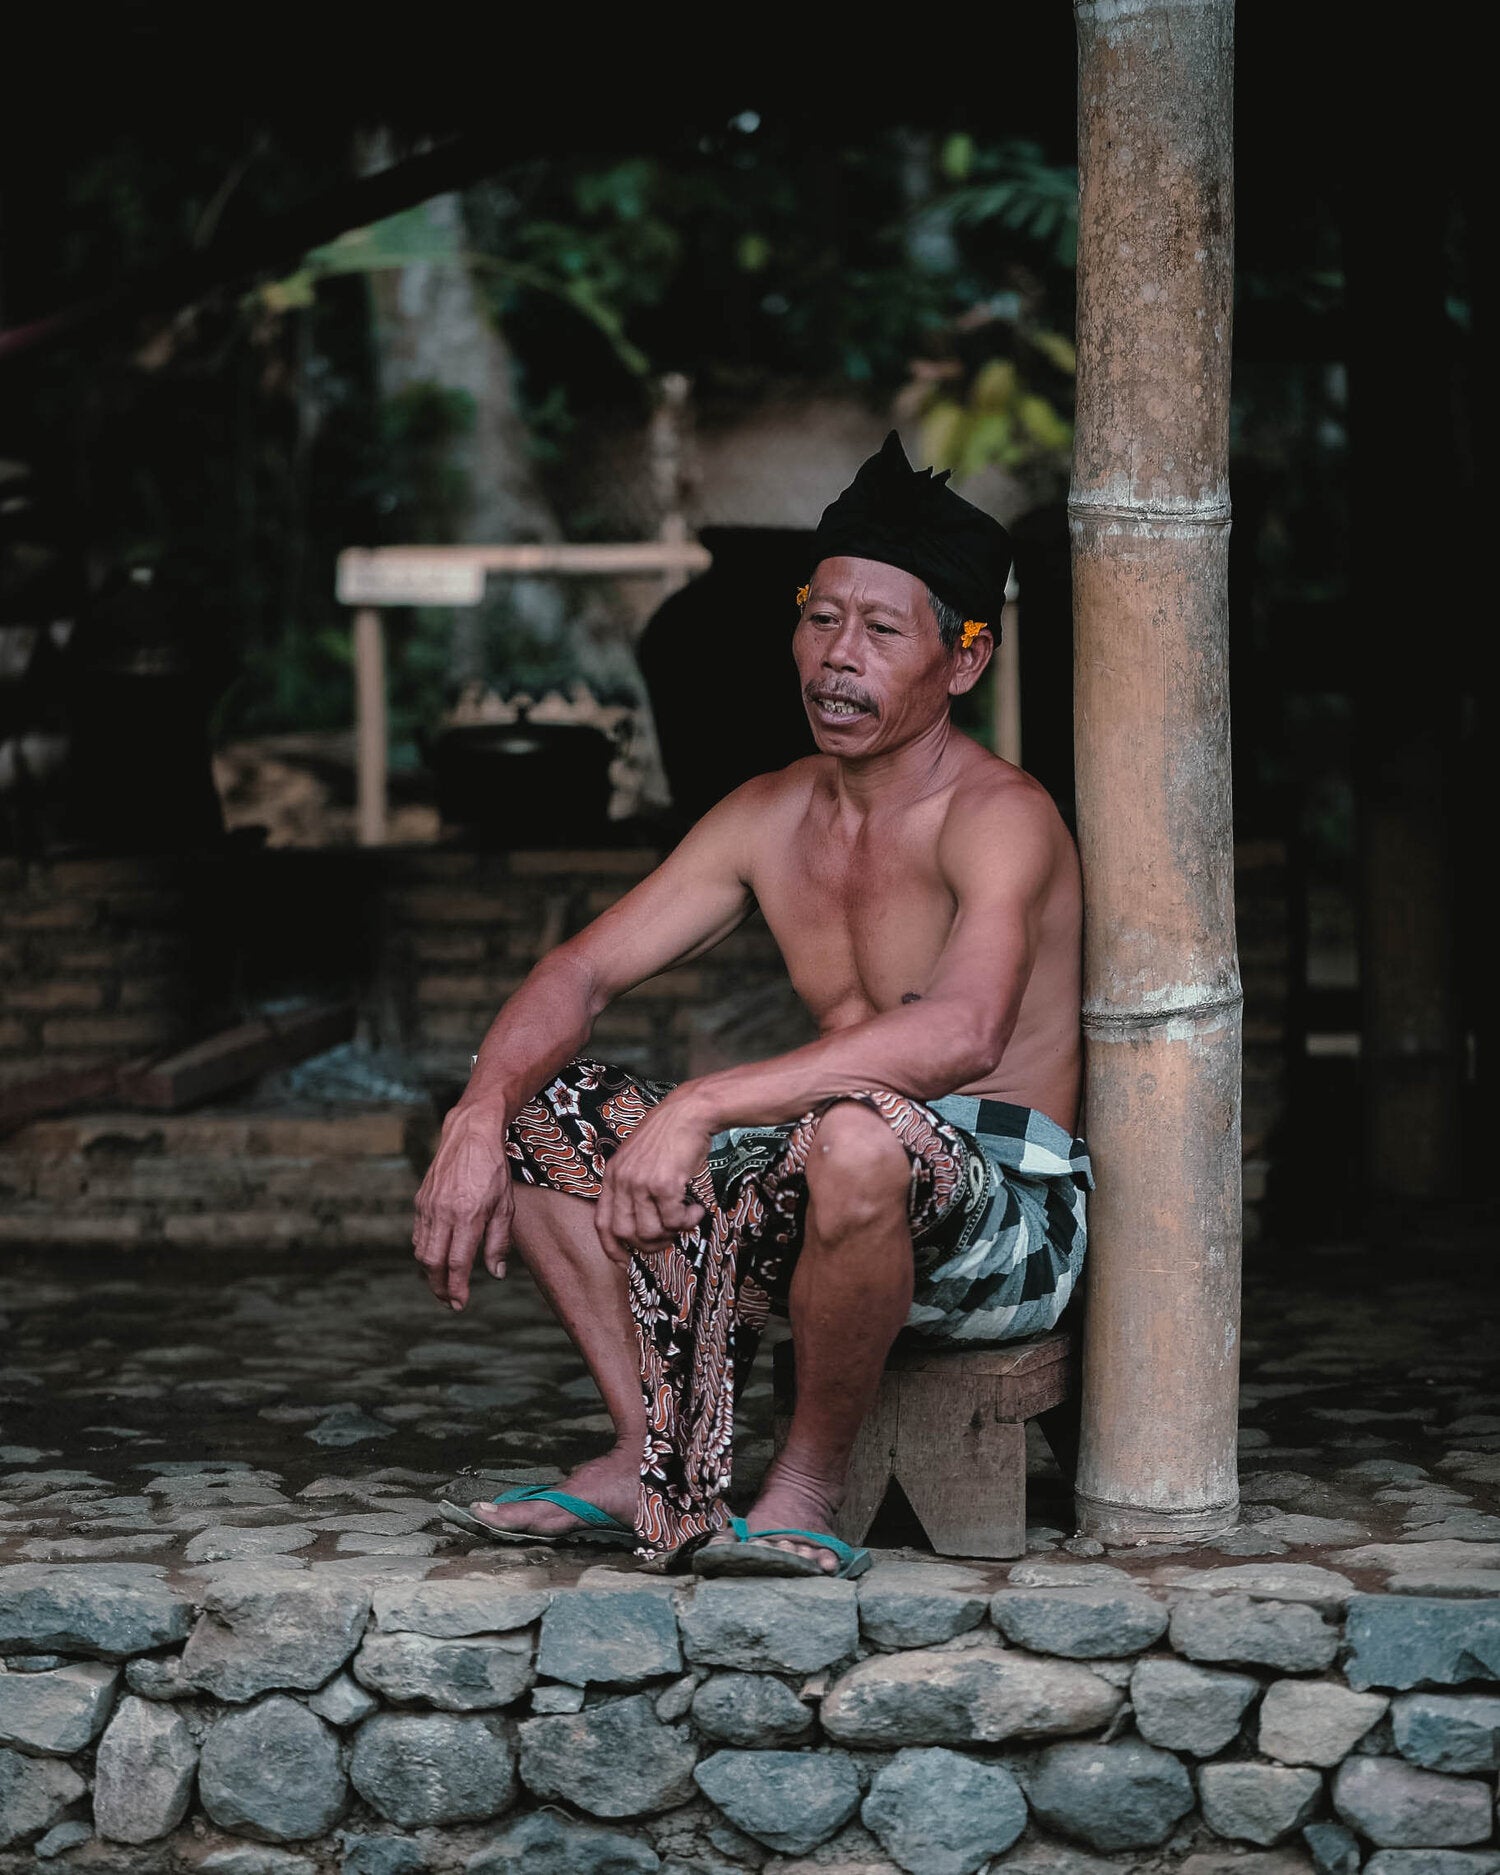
[[411, 777, 769, 1308]]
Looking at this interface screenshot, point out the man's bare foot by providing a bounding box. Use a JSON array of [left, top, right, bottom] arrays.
[[469, 1448, 639, 1537], [707, 1463, 845, 1573]]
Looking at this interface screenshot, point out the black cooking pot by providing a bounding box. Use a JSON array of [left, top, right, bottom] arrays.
[[422, 719, 616, 847]]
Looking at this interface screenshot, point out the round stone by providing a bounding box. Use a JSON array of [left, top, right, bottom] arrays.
[[350, 1711, 516, 1827], [468, 1811, 660, 1874], [693, 1748, 862, 1855], [1333, 1756, 1492, 1848], [199, 1695, 347, 1842], [92, 1695, 197, 1844], [536, 1590, 682, 1686], [691, 1672, 813, 1746], [1169, 1593, 1339, 1673], [0, 1660, 118, 1754], [33, 1820, 93, 1861], [820, 1646, 1122, 1746], [1130, 1657, 1258, 1756], [1026, 1739, 1194, 1851], [1198, 1761, 1322, 1846], [182, 1578, 371, 1703], [519, 1694, 698, 1819], [0, 1748, 87, 1852], [862, 1746, 1028, 1875], [1390, 1692, 1500, 1773], [352, 1630, 533, 1710], [1258, 1679, 1389, 1766], [989, 1586, 1168, 1658]]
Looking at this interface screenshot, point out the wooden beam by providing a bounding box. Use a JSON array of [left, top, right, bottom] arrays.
[[116, 1002, 356, 1110], [337, 541, 711, 588], [0, 1062, 131, 1139]]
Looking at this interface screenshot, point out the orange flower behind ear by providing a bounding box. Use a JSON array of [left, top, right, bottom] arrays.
[[796, 584, 810, 606], [960, 620, 986, 650]]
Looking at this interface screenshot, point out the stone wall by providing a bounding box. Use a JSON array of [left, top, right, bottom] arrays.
[[1, 1559, 1495, 1874]]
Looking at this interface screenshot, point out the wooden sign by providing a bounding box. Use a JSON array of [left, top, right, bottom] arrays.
[[336, 550, 485, 607]]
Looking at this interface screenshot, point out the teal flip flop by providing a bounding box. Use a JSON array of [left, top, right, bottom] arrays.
[[691, 1513, 872, 1580], [438, 1485, 636, 1548]]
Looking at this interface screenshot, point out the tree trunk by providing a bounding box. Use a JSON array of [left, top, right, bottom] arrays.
[[1070, 0, 1241, 1542], [366, 190, 566, 686]]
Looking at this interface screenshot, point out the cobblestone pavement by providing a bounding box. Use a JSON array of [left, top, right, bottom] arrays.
[[1, 1218, 1497, 1594]]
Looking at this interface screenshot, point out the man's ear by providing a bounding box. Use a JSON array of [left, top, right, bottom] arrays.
[[948, 629, 995, 697]]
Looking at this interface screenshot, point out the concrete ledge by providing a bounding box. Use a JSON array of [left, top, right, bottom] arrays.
[[2, 1558, 1496, 1873]]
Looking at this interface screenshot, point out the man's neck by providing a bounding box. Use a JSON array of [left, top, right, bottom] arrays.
[[830, 714, 959, 815]]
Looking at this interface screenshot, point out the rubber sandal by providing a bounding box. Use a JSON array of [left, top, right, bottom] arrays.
[[691, 1514, 872, 1580], [438, 1485, 636, 1548]]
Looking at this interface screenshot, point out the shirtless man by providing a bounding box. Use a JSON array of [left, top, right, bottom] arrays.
[[412, 433, 1090, 1575]]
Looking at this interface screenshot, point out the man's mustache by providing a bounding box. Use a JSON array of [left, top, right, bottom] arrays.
[[805, 682, 878, 714]]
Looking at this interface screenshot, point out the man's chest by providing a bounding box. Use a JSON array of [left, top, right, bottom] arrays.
[[751, 819, 958, 1016]]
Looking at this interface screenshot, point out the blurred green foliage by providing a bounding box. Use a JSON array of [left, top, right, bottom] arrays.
[[11, 121, 1083, 745], [476, 127, 1078, 455]]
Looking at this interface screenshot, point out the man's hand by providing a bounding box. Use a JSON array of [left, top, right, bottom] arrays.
[[412, 1106, 514, 1310], [595, 1095, 710, 1266]]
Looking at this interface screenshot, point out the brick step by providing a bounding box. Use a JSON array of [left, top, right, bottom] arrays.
[[8, 1154, 420, 1207], [0, 1100, 431, 1251], [0, 1206, 413, 1249], [1, 1104, 433, 1161]]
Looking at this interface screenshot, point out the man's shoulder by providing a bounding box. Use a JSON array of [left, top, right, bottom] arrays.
[[938, 744, 1078, 885], [945, 740, 1070, 837], [725, 755, 827, 813], [675, 756, 823, 859]]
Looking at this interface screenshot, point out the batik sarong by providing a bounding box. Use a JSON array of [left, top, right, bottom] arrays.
[[504, 1056, 1092, 1557]]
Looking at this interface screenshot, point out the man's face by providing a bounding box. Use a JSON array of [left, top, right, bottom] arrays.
[[793, 556, 979, 757]]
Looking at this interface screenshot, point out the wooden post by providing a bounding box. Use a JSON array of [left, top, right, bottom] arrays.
[[995, 570, 1022, 767], [353, 606, 388, 847], [651, 372, 694, 606], [1070, 0, 1241, 1543]]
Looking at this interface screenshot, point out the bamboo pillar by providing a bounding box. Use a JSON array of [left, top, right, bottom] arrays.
[[1071, 0, 1241, 1542]]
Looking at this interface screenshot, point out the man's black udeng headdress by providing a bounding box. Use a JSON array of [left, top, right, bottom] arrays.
[[810, 431, 1013, 639]]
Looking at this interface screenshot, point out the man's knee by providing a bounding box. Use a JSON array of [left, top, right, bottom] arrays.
[[804, 1101, 910, 1238], [510, 1182, 605, 1256]]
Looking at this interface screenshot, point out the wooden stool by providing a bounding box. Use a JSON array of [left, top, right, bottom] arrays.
[[770, 1330, 1075, 1560]]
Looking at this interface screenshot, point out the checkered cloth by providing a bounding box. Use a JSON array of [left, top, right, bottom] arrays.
[[908, 1092, 1093, 1341]]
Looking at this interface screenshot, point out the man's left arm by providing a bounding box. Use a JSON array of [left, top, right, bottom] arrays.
[[595, 786, 1060, 1260]]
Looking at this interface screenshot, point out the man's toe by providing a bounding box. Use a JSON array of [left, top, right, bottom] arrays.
[[471, 1501, 516, 1530]]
